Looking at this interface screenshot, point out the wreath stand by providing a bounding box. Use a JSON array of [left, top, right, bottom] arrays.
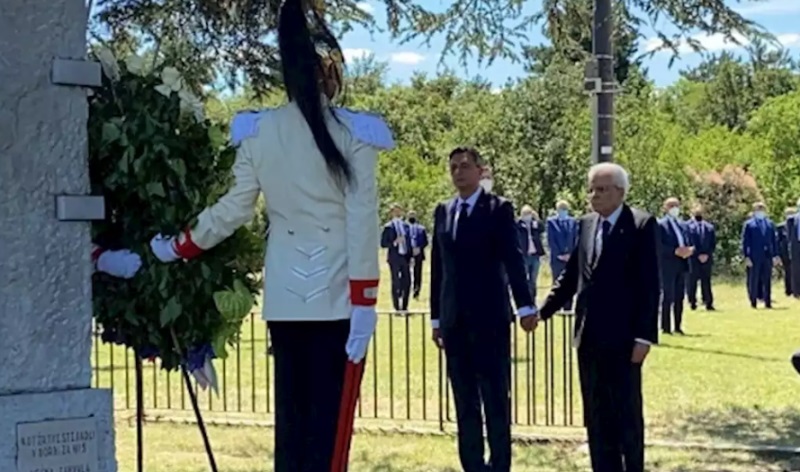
[[135, 335, 219, 472]]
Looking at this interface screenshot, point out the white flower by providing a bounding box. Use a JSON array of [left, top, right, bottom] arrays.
[[96, 47, 120, 82], [154, 84, 173, 97], [125, 55, 147, 76], [155, 66, 185, 97], [178, 89, 205, 123], [161, 67, 184, 92]]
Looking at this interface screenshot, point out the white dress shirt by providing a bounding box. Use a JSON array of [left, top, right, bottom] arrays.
[[393, 218, 408, 255], [451, 187, 483, 238], [667, 216, 686, 246]]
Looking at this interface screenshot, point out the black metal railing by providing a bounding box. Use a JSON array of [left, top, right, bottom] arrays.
[[92, 311, 581, 428]]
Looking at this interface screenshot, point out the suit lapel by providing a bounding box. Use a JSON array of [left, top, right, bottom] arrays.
[[585, 213, 599, 267], [444, 198, 457, 236]]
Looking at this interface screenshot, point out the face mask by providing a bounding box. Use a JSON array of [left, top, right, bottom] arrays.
[[521, 214, 532, 222], [557, 209, 568, 218], [754, 211, 766, 219], [694, 214, 703, 221], [480, 178, 493, 193], [668, 207, 680, 218], [408, 218, 417, 224]]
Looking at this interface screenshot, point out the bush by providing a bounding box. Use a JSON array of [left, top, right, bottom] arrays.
[[689, 165, 763, 274], [89, 49, 265, 370]]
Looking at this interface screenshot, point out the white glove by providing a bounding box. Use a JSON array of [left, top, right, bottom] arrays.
[[96, 249, 142, 279], [150, 234, 180, 262], [346, 306, 377, 363]]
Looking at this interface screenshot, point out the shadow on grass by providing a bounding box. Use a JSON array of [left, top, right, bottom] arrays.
[[656, 344, 786, 363], [660, 405, 800, 469]]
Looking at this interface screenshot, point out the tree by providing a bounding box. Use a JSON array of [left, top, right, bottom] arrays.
[[91, 0, 768, 95]]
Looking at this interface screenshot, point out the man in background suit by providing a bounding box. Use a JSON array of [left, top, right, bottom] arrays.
[[381, 203, 412, 312], [788, 200, 800, 298], [658, 197, 693, 335], [547, 200, 578, 310], [430, 147, 536, 472], [777, 207, 796, 297], [407, 210, 429, 300], [742, 202, 780, 309], [686, 204, 716, 311], [517, 205, 546, 303], [527, 162, 659, 472]]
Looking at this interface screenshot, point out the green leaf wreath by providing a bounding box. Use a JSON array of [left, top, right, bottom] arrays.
[[88, 48, 266, 371]]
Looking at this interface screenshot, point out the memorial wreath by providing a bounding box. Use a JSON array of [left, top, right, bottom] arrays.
[[87, 47, 266, 387]]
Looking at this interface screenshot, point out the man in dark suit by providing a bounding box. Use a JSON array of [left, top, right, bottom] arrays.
[[777, 207, 795, 297], [788, 201, 800, 298], [406, 210, 429, 300], [381, 203, 412, 312], [430, 147, 536, 472], [658, 197, 693, 335], [686, 204, 716, 311], [517, 205, 546, 303], [742, 202, 780, 309], [526, 162, 659, 472], [546, 200, 578, 310]]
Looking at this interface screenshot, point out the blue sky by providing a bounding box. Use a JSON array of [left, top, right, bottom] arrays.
[[339, 0, 800, 87]]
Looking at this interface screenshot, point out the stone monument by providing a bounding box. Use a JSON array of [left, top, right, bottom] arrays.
[[0, 1, 117, 471]]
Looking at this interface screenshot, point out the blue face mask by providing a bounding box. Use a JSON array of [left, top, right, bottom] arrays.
[[754, 211, 766, 220], [557, 209, 568, 218]]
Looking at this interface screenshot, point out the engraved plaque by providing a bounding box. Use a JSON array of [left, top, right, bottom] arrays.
[[16, 417, 99, 472]]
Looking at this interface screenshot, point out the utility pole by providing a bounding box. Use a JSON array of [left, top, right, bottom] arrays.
[[588, 0, 614, 163]]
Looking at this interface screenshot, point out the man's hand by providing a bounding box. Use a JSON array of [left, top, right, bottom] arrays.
[[698, 254, 709, 264], [631, 343, 651, 364], [745, 257, 753, 268], [150, 234, 180, 262], [412, 247, 421, 257], [675, 246, 692, 258], [774, 256, 782, 266], [520, 314, 540, 332], [557, 254, 570, 262], [431, 328, 444, 349]]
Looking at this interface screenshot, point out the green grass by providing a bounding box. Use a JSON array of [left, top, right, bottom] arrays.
[[96, 258, 800, 470], [114, 421, 800, 471]]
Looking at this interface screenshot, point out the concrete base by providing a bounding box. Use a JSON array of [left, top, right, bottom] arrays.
[[0, 388, 116, 472]]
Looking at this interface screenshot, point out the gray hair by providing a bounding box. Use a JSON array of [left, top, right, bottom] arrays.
[[588, 162, 630, 196]]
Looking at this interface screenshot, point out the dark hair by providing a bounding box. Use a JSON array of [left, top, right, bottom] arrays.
[[277, 0, 352, 186], [448, 146, 484, 165]]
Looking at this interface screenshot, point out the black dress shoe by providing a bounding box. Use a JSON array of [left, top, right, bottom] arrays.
[[675, 329, 685, 335], [706, 306, 715, 311], [690, 304, 697, 310], [662, 329, 672, 335]]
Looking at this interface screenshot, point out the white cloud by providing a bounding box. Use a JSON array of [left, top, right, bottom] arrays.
[[342, 48, 372, 62], [736, 0, 800, 15], [643, 31, 800, 54], [390, 52, 425, 65], [355, 1, 374, 13]]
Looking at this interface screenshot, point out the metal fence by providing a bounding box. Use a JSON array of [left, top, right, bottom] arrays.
[[91, 311, 581, 429]]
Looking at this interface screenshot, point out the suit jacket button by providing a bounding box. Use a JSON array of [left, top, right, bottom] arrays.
[[288, 229, 294, 235], [322, 226, 330, 232]]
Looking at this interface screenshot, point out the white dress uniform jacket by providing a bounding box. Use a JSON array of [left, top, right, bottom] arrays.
[[174, 101, 395, 322]]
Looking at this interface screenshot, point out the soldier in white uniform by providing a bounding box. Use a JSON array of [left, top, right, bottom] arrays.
[[148, 1, 394, 470]]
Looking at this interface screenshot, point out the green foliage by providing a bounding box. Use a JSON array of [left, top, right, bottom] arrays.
[[89, 53, 265, 370]]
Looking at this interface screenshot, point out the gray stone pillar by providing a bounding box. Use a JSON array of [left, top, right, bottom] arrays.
[[0, 1, 117, 471]]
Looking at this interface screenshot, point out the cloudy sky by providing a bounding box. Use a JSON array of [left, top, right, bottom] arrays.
[[340, 0, 800, 87]]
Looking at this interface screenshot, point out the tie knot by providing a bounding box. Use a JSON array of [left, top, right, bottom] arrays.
[[460, 202, 470, 212], [602, 220, 611, 233]]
